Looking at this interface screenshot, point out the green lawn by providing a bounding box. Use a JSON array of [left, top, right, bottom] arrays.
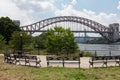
[[0, 56, 120, 80]]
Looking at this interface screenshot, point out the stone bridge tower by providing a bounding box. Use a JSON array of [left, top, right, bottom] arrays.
[[109, 23, 119, 42]]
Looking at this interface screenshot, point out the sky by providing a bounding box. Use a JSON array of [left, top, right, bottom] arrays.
[[0, 0, 120, 26]]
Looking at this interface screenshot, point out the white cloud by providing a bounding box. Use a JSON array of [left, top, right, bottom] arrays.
[[71, 0, 77, 5], [0, 0, 119, 27], [38, 1, 55, 10], [55, 5, 120, 26], [13, 0, 56, 12], [117, 1, 120, 10], [20, 0, 27, 3], [0, 0, 32, 26], [0, 0, 58, 26]]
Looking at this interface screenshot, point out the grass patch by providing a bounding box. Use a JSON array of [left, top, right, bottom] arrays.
[[0, 56, 120, 80]]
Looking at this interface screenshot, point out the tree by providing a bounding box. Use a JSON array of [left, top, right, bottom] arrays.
[[0, 17, 21, 44], [62, 29, 78, 54], [45, 26, 78, 55], [9, 31, 32, 50], [33, 32, 47, 54], [0, 35, 6, 49]]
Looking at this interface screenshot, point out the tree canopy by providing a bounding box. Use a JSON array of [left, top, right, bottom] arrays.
[[0, 17, 21, 44], [34, 32, 47, 49], [9, 31, 32, 50], [45, 26, 78, 55], [0, 35, 6, 49]]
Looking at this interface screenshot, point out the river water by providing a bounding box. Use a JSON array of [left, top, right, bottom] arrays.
[[79, 44, 120, 56]]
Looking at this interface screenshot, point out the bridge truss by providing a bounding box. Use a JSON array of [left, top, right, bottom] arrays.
[[20, 16, 118, 42]]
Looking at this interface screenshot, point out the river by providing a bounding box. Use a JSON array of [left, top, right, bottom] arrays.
[[79, 44, 120, 56]]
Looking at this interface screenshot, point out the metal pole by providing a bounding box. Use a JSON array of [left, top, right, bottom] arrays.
[[20, 32, 23, 54], [109, 50, 111, 56], [84, 29, 87, 42], [95, 50, 97, 56]]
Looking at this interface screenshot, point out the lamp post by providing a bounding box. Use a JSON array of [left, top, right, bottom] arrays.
[[35, 44, 40, 55], [19, 32, 23, 55]]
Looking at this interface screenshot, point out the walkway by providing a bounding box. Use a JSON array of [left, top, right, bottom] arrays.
[[38, 55, 117, 68], [38, 55, 90, 68]]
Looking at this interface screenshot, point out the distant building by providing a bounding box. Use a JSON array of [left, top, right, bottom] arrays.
[[13, 20, 20, 26]]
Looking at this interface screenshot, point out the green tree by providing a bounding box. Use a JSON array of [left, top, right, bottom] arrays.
[[9, 31, 32, 50], [0, 17, 20, 44], [45, 26, 78, 55], [34, 32, 47, 49], [63, 29, 78, 55], [0, 35, 6, 49]]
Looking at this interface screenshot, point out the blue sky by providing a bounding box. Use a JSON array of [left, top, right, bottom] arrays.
[[0, 0, 120, 26], [76, 0, 119, 13]]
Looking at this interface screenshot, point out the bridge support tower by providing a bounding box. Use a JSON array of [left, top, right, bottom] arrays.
[[109, 23, 119, 42]]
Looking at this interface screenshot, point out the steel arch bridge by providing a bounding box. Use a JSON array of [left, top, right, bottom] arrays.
[[20, 16, 119, 42]]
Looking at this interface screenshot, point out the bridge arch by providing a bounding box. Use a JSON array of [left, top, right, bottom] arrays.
[[21, 16, 112, 41]]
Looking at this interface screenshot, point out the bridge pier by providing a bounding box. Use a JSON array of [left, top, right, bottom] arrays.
[[109, 23, 119, 42]]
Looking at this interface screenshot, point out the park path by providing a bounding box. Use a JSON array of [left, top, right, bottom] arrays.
[[37, 55, 90, 68], [37, 55, 116, 68]]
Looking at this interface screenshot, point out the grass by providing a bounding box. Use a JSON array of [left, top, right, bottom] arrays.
[[1, 56, 120, 80]]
